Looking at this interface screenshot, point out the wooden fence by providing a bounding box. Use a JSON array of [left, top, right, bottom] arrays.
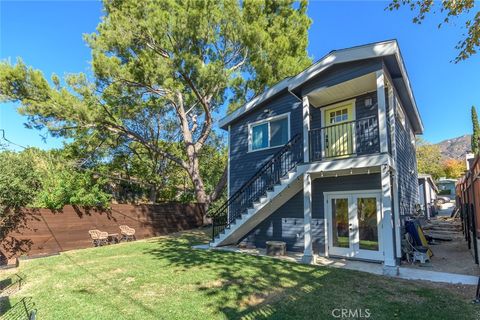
[[0, 203, 204, 264], [456, 156, 480, 265]]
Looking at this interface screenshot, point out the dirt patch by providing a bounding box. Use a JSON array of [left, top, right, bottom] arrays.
[[201, 278, 246, 289], [124, 277, 135, 284], [239, 287, 287, 308], [405, 217, 479, 276]]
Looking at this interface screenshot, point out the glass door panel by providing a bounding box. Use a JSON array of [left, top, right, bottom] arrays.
[[357, 197, 379, 251], [327, 192, 383, 261], [332, 198, 349, 248]]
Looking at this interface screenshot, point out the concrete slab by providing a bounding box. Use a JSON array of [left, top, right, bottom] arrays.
[[194, 244, 479, 285], [397, 267, 478, 285], [192, 244, 210, 250]]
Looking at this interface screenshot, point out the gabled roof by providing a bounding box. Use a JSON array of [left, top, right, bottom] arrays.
[[418, 174, 438, 193], [437, 178, 458, 184], [219, 40, 423, 134]]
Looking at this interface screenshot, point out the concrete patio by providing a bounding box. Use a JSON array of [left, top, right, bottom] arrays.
[[194, 243, 479, 285]]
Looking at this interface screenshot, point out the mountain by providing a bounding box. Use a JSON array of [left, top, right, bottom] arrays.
[[435, 134, 471, 160]]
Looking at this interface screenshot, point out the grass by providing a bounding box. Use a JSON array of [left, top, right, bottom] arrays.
[[0, 229, 478, 320]]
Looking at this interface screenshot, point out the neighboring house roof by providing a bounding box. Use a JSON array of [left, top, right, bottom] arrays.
[[437, 178, 458, 184], [219, 39, 423, 134], [418, 174, 439, 193]]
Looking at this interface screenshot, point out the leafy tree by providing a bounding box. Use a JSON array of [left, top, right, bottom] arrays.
[[472, 105, 480, 154], [442, 158, 466, 178], [0, 0, 311, 210], [33, 149, 111, 210], [0, 150, 41, 255], [387, 0, 479, 62], [416, 137, 444, 179]]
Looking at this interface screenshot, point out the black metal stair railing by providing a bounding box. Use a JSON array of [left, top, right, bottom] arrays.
[[210, 133, 303, 241]]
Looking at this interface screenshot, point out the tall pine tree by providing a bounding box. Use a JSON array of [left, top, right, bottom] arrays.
[[0, 0, 312, 209], [471, 106, 480, 154]]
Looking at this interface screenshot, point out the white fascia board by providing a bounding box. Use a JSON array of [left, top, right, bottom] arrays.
[[218, 78, 291, 128], [287, 40, 397, 92], [302, 153, 393, 175], [392, 49, 424, 134]]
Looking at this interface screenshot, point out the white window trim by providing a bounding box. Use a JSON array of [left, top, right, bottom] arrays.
[[320, 98, 357, 127], [247, 112, 291, 152]]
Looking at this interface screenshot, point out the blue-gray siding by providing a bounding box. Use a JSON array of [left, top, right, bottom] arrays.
[[395, 114, 419, 217], [240, 173, 381, 253], [228, 92, 303, 195], [310, 91, 378, 131], [386, 87, 392, 155], [228, 59, 384, 196], [229, 90, 382, 197]]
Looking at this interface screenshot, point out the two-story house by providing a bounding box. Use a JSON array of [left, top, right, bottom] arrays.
[[210, 40, 422, 274]]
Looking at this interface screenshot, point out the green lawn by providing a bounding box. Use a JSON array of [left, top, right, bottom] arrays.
[[0, 229, 478, 320]]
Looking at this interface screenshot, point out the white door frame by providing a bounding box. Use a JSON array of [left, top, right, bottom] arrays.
[[324, 190, 383, 261]]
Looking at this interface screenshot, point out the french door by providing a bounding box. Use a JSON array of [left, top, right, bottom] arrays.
[[325, 191, 383, 261]]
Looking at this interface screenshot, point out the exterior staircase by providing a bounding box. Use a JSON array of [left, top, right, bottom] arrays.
[[210, 134, 304, 247]]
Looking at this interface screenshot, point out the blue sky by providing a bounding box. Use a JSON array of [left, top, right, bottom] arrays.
[[1, 0, 479, 150]]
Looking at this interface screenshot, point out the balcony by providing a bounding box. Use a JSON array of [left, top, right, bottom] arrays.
[[309, 115, 380, 162]]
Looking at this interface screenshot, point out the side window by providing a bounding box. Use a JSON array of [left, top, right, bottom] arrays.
[[269, 117, 289, 147], [249, 114, 290, 151], [251, 123, 269, 150]]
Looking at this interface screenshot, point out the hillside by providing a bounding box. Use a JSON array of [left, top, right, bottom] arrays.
[[435, 134, 471, 160]]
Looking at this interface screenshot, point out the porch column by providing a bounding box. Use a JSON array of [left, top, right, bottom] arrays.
[[381, 164, 398, 274], [302, 172, 314, 264], [302, 95, 310, 163], [376, 70, 389, 154], [392, 170, 402, 260]]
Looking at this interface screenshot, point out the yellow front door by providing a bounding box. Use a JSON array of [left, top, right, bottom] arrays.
[[324, 103, 354, 157]]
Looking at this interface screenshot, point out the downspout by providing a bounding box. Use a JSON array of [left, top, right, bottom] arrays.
[[288, 86, 308, 164]]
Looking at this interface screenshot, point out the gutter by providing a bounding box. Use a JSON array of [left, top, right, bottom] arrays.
[[287, 87, 302, 102]]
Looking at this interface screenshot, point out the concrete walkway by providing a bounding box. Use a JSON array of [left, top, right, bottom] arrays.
[[436, 202, 455, 217], [193, 244, 479, 285]]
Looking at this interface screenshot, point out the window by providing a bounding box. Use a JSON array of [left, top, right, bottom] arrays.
[[395, 97, 406, 128], [249, 114, 289, 151], [329, 108, 349, 124], [322, 100, 355, 127]]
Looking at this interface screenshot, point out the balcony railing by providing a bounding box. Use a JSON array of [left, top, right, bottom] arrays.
[[309, 115, 380, 161]]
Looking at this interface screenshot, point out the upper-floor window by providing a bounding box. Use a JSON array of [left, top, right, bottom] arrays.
[[328, 107, 349, 124], [248, 113, 290, 151]]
